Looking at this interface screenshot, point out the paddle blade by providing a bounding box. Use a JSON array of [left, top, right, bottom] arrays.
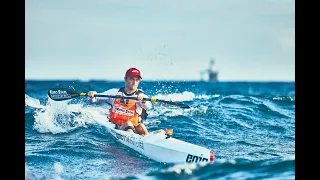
[[155, 99, 190, 109], [47, 88, 80, 101], [165, 101, 190, 109], [174, 103, 190, 109]]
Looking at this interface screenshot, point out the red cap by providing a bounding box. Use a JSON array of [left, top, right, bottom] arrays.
[[125, 68, 142, 79]]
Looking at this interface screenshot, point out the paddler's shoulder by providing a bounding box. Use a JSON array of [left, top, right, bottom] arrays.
[[136, 88, 145, 94]]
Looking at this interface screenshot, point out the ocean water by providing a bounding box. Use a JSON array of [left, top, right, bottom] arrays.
[[25, 80, 295, 180]]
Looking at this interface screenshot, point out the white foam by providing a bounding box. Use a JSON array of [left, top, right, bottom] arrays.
[[163, 163, 199, 175], [153, 91, 195, 102], [54, 162, 64, 174], [215, 158, 237, 164], [25, 163, 28, 178], [282, 155, 295, 161], [53, 162, 65, 180], [33, 97, 110, 134], [25, 94, 45, 109]]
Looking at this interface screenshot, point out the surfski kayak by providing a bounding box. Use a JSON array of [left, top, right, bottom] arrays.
[[104, 121, 215, 164]]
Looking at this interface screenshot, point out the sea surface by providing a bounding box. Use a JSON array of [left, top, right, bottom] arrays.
[[25, 80, 295, 180]]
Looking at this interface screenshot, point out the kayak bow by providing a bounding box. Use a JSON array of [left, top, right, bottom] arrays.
[[104, 122, 215, 164]]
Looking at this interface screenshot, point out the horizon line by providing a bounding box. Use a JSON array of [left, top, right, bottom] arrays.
[[25, 79, 295, 83]]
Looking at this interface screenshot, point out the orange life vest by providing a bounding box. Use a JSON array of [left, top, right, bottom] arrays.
[[109, 88, 142, 126]]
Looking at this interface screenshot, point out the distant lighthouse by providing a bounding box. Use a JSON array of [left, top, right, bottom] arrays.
[[208, 58, 218, 82]]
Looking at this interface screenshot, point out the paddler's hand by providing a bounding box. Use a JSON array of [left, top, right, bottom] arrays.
[[137, 93, 145, 101], [87, 91, 97, 99]]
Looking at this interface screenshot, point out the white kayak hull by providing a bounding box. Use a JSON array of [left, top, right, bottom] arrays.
[[104, 122, 215, 164]]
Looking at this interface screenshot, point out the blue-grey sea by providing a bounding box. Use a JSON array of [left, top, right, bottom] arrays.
[[25, 80, 295, 180]]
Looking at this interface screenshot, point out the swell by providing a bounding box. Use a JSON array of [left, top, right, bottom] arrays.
[[125, 158, 295, 180], [25, 81, 295, 179]]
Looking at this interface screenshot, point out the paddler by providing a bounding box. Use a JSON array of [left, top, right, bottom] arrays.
[[87, 67, 151, 136]]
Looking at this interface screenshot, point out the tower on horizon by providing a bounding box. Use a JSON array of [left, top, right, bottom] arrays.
[[208, 58, 218, 82], [200, 58, 219, 82]]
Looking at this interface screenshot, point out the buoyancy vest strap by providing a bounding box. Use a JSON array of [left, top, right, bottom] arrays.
[[115, 87, 148, 121], [133, 89, 148, 120]]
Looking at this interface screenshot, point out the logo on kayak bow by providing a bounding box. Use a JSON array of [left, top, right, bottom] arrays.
[[186, 154, 208, 163]]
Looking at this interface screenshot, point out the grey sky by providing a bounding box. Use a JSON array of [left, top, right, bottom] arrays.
[[25, 0, 295, 81]]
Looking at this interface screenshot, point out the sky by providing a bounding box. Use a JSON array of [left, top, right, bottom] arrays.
[[25, 0, 295, 81]]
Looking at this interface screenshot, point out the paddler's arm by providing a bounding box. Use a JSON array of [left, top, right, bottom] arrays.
[[87, 88, 119, 104], [136, 93, 152, 110]]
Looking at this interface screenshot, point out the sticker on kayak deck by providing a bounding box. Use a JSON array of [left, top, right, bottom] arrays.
[[186, 154, 208, 163], [110, 129, 144, 150], [112, 106, 134, 116]]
